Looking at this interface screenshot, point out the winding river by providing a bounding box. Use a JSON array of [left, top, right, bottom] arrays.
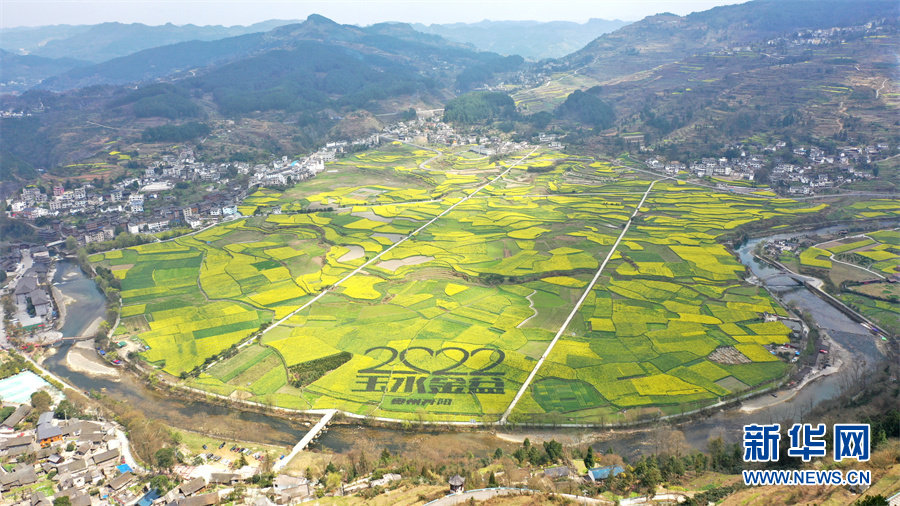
[[42, 220, 894, 458]]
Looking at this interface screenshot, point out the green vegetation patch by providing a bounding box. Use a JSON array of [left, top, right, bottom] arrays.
[[288, 352, 353, 388], [532, 377, 605, 413]]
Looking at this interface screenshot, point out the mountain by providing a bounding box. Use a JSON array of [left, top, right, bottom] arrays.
[[37, 14, 522, 93], [0, 15, 528, 177], [564, 0, 900, 81], [0, 49, 91, 92], [37, 33, 267, 91], [0, 20, 301, 63], [412, 19, 630, 60], [516, 0, 899, 161]]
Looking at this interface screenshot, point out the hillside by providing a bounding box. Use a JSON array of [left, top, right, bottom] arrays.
[[0, 14, 528, 179], [562, 0, 900, 81], [513, 0, 899, 158], [37, 14, 519, 92], [3, 1, 898, 181]]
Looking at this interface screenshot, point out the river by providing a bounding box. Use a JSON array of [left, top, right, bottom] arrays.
[[43, 220, 894, 459], [53, 260, 107, 338]]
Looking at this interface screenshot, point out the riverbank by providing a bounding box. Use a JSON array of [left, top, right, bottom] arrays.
[[63, 340, 121, 380], [42, 222, 891, 461], [739, 333, 847, 413]]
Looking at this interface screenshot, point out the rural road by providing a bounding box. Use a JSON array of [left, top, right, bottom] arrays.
[[425, 488, 611, 506], [252, 146, 540, 345], [500, 179, 659, 424], [811, 233, 887, 280]]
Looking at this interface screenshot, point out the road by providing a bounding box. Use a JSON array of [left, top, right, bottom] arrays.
[[811, 232, 890, 280], [619, 493, 686, 505], [425, 488, 611, 506], [114, 427, 145, 472], [500, 180, 659, 424], [249, 147, 540, 348], [382, 135, 442, 170]]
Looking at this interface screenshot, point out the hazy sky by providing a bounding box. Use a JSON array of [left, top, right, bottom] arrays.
[[2, 0, 748, 28]]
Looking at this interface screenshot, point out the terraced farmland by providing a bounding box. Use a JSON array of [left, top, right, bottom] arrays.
[[89, 143, 872, 423]]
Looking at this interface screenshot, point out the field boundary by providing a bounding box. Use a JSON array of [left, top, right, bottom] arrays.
[[500, 180, 659, 424], [249, 146, 540, 348]]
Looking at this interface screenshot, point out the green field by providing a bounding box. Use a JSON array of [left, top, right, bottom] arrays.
[[794, 228, 900, 335], [89, 143, 897, 423]]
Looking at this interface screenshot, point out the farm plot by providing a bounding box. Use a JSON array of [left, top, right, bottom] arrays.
[[96, 148, 835, 422], [510, 185, 813, 423], [794, 228, 900, 335]]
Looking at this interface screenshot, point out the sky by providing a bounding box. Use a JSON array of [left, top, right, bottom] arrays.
[[2, 0, 748, 28]]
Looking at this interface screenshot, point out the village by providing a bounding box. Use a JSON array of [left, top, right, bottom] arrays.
[[0, 361, 643, 506], [644, 139, 892, 196], [0, 114, 538, 252]]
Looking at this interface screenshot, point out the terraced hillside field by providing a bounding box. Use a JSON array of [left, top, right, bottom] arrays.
[[89, 143, 885, 423]]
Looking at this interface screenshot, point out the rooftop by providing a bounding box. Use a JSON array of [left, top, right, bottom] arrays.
[[0, 371, 52, 404]]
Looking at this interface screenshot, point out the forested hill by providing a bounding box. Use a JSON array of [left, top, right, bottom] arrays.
[[563, 0, 900, 81], [37, 14, 522, 93], [0, 15, 528, 180]]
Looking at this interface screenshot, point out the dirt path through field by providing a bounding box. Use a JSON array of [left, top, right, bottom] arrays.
[[500, 179, 659, 424], [250, 147, 540, 352]]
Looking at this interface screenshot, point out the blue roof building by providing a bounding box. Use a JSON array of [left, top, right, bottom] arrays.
[[587, 465, 625, 482]]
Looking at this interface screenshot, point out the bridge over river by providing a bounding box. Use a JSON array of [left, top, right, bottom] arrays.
[[273, 409, 337, 472]]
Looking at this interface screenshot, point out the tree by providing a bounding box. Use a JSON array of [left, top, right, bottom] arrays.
[[236, 454, 248, 469], [493, 448, 503, 460], [512, 447, 527, 464], [150, 475, 172, 493], [543, 440, 563, 463], [31, 391, 52, 413], [55, 399, 79, 420], [584, 446, 595, 469], [325, 472, 342, 491], [853, 496, 888, 506], [53, 497, 71, 506], [65, 235, 77, 251], [154, 447, 176, 470], [632, 457, 661, 499]]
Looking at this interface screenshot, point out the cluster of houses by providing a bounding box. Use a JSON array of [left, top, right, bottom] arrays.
[[1, 405, 133, 506], [766, 18, 893, 48], [247, 155, 326, 188], [383, 117, 530, 155], [645, 155, 760, 181], [3, 145, 335, 248], [645, 140, 892, 196], [0, 400, 323, 506], [13, 269, 52, 320], [5, 245, 56, 329]]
